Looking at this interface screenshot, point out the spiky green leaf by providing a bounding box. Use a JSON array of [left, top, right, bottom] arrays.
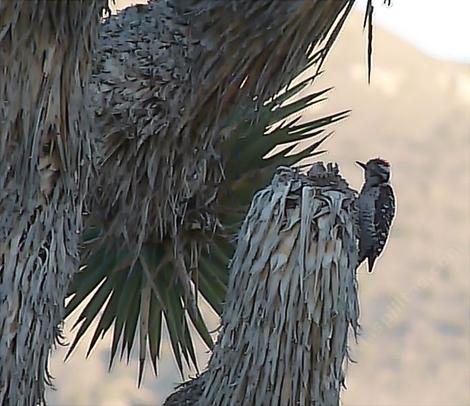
[[66, 72, 348, 381]]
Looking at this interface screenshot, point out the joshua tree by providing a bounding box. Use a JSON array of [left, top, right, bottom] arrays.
[[0, 0, 383, 404], [163, 164, 360, 405], [67, 0, 356, 386], [0, 1, 106, 404]]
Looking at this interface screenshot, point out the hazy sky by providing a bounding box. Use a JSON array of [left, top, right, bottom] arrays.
[[355, 0, 470, 63], [114, 0, 469, 64]]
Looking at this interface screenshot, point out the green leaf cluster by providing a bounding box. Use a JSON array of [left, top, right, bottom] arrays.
[[66, 74, 348, 383]]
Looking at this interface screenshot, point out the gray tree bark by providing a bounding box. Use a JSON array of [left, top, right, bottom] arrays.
[[164, 164, 360, 405], [0, 2, 105, 404]]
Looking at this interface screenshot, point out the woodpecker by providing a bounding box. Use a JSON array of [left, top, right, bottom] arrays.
[[356, 158, 395, 272]]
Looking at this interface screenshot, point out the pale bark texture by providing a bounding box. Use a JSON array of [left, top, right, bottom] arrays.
[[0, 1, 105, 404], [164, 164, 360, 405]]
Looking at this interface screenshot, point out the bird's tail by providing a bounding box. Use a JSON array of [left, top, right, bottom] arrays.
[[367, 256, 377, 272]]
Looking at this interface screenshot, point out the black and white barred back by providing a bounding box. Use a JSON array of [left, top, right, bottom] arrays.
[[356, 158, 396, 272]]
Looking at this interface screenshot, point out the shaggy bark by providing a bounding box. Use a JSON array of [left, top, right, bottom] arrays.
[[80, 3, 357, 366], [0, 2, 105, 404], [89, 0, 355, 274], [164, 164, 360, 405]]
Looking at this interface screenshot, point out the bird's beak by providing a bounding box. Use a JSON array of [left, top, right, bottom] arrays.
[[355, 161, 367, 170]]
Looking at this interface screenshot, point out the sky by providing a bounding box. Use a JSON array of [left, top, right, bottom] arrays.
[[355, 0, 470, 63], [114, 0, 469, 64]]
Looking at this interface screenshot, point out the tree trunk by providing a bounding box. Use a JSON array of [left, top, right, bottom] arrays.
[[164, 164, 360, 405], [0, 1, 105, 404]]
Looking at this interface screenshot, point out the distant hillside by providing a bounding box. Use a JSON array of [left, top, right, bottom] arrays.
[[48, 9, 470, 406], [308, 12, 470, 406]]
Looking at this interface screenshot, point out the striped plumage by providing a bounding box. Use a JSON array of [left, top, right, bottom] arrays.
[[356, 158, 395, 272]]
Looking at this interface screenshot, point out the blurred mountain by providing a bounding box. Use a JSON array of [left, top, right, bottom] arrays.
[[48, 10, 470, 406], [308, 12, 470, 406]]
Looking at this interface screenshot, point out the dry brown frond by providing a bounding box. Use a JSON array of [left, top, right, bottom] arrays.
[[0, 1, 106, 404]]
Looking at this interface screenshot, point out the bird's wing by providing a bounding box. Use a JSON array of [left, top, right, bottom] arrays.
[[358, 186, 378, 265], [373, 183, 396, 258]]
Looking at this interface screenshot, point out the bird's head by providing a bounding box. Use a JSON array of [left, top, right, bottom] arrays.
[[356, 158, 391, 184]]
